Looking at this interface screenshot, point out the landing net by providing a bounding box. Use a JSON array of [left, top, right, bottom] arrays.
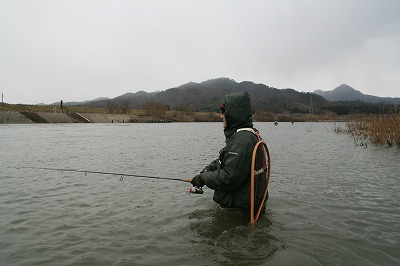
[[250, 140, 271, 225]]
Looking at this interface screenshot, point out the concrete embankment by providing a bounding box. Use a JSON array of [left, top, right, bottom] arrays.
[[0, 111, 173, 124], [0, 111, 34, 124]]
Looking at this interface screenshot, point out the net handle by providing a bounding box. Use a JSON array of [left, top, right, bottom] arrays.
[[250, 140, 271, 225]]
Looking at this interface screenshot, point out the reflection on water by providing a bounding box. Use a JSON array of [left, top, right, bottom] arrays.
[[1, 123, 399, 265]]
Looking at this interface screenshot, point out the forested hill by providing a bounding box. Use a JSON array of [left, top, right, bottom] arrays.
[[81, 78, 326, 114], [314, 84, 400, 105]]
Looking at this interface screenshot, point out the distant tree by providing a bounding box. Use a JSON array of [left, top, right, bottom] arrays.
[[144, 101, 167, 116], [175, 103, 196, 115], [107, 100, 118, 114], [121, 100, 131, 114], [253, 109, 275, 122]]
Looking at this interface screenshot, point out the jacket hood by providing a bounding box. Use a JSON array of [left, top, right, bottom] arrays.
[[222, 91, 253, 138]]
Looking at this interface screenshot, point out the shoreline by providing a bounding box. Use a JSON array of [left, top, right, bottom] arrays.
[[0, 110, 372, 124], [0, 111, 173, 124]]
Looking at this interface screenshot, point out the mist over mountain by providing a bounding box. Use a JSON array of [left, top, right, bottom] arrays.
[[314, 84, 400, 105], [53, 97, 110, 106], [57, 78, 399, 115], [77, 78, 326, 114]]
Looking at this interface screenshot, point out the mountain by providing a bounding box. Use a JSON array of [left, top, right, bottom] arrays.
[[314, 84, 400, 104], [52, 97, 111, 107], [81, 91, 156, 109], [59, 78, 398, 115], [78, 77, 326, 114]]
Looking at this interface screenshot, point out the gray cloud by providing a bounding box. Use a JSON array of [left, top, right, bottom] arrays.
[[1, 0, 399, 104]]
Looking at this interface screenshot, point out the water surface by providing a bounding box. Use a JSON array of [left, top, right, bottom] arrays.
[[1, 122, 399, 265]]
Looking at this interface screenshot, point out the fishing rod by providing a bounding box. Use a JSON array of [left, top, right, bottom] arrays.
[[15, 166, 203, 194]]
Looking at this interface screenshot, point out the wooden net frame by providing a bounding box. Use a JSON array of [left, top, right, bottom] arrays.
[[250, 140, 271, 225]]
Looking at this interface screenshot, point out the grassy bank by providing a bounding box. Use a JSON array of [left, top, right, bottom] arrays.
[[0, 102, 368, 123], [335, 114, 400, 148], [0, 103, 144, 115]]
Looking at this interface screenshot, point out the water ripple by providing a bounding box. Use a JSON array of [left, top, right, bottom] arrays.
[[0, 123, 399, 265]]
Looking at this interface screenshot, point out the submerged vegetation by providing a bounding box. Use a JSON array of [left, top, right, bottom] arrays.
[[334, 114, 400, 148]]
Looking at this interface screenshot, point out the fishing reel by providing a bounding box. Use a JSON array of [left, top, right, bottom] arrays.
[[189, 186, 203, 194]]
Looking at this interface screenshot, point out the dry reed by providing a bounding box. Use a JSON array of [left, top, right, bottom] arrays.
[[341, 114, 400, 148]]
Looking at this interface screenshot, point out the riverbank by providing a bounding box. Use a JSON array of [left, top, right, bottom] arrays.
[[0, 110, 335, 124], [0, 102, 376, 123], [0, 111, 173, 124]]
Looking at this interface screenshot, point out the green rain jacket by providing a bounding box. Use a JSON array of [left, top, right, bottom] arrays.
[[201, 91, 259, 209]]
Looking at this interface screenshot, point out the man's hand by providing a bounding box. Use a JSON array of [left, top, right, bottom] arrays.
[[191, 174, 205, 187]]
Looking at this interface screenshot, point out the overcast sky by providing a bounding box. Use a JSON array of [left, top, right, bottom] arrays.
[[1, 0, 399, 104]]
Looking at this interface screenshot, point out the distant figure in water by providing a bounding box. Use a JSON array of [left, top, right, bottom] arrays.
[[274, 120, 278, 126], [291, 121, 294, 125], [190, 91, 268, 213]]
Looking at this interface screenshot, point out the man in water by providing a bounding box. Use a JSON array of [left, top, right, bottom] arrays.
[[191, 91, 268, 212]]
